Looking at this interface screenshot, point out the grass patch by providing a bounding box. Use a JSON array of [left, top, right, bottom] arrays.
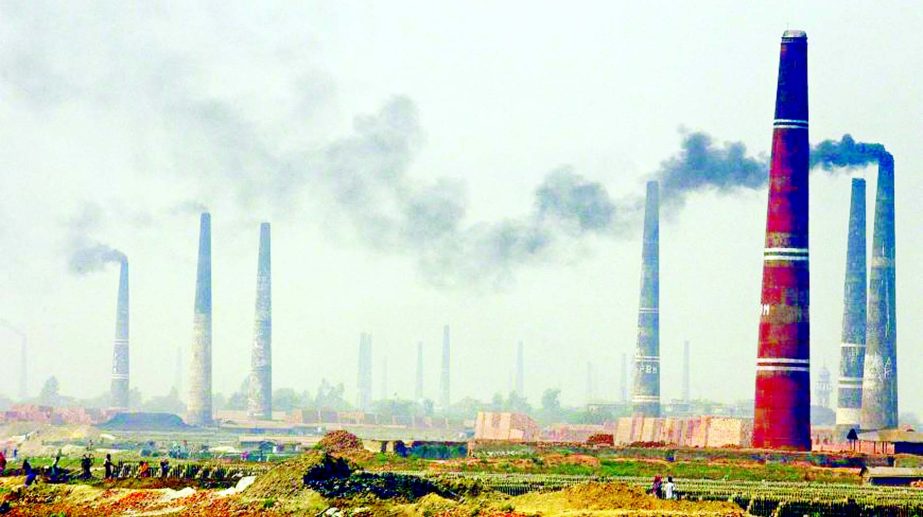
[[598, 459, 859, 484]]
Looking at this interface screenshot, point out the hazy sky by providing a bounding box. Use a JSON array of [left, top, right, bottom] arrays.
[[1, 2, 921, 412]]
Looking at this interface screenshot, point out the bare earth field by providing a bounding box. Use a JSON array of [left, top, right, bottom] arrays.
[[1, 430, 922, 516]]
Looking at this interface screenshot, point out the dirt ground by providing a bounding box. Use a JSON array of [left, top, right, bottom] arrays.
[[0, 471, 742, 516]]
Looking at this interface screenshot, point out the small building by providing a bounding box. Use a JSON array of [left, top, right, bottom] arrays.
[[858, 429, 923, 455], [474, 412, 539, 441], [863, 467, 923, 486]]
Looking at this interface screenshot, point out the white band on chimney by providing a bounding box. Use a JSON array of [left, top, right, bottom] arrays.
[[840, 342, 865, 349], [838, 384, 861, 390], [773, 119, 808, 128], [757, 365, 809, 372], [765, 247, 809, 253], [758, 357, 809, 365], [632, 395, 660, 402], [764, 247, 809, 262], [764, 248, 809, 261]]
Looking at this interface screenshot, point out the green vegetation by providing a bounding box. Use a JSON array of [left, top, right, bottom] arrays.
[[598, 459, 859, 484]]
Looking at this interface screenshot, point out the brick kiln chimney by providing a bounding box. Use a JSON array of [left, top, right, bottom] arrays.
[[835, 178, 867, 437], [861, 154, 897, 431], [753, 30, 811, 450], [632, 180, 660, 417], [248, 222, 272, 420], [110, 259, 130, 410], [187, 212, 213, 426]]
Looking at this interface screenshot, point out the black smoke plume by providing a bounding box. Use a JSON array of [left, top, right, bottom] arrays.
[[310, 98, 632, 286], [66, 203, 127, 275], [656, 131, 890, 206], [811, 134, 891, 170], [657, 131, 767, 204]]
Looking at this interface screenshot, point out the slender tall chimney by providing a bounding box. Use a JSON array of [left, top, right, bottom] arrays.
[[415, 341, 424, 401], [753, 30, 811, 450], [248, 223, 272, 420], [357, 333, 372, 410], [836, 179, 867, 436], [440, 325, 450, 412], [515, 341, 524, 396], [861, 154, 897, 430], [682, 340, 690, 404], [187, 212, 213, 426], [110, 260, 130, 410], [632, 180, 660, 416]]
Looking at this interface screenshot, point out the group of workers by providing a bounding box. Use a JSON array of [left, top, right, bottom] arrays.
[[103, 454, 171, 480], [0, 451, 171, 486], [648, 475, 678, 499]]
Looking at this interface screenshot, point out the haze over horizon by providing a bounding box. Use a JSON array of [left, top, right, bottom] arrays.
[[1, 2, 921, 414]]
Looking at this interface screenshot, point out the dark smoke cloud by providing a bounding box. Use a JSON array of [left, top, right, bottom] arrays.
[[656, 131, 890, 206], [536, 168, 619, 233], [657, 131, 767, 205], [811, 134, 891, 170], [420, 167, 632, 286], [314, 99, 630, 286], [66, 203, 127, 275], [3, 5, 890, 286]]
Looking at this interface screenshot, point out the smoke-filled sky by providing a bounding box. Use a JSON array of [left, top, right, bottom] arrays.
[[1, 2, 922, 413]]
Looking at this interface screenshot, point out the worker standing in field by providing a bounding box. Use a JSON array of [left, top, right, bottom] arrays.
[[49, 452, 61, 482], [22, 459, 35, 486], [648, 475, 663, 498], [0, 450, 6, 474], [104, 454, 113, 479], [80, 454, 93, 480], [663, 476, 676, 499]]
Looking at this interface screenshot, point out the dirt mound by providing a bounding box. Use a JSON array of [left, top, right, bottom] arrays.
[[246, 451, 333, 499], [309, 471, 449, 501], [317, 430, 364, 454], [99, 411, 189, 431], [246, 449, 455, 504], [415, 492, 458, 514], [544, 453, 600, 468], [513, 482, 744, 515]]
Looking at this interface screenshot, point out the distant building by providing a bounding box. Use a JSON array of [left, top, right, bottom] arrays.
[[858, 429, 923, 455], [609, 415, 752, 448], [863, 467, 923, 486], [1, 404, 114, 426], [587, 399, 752, 419], [473, 411, 539, 442]]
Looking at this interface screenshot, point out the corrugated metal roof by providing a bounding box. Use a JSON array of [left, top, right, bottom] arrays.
[[865, 467, 923, 478], [857, 429, 923, 443]]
